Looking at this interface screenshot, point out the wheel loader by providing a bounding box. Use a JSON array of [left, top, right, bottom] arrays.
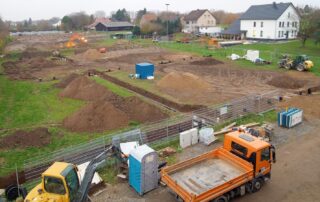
[[24, 146, 116, 202], [278, 55, 314, 71]]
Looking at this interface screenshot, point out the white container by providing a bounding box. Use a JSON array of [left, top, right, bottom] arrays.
[[246, 50, 259, 62], [190, 128, 199, 145], [180, 129, 193, 148], [199, 128, 216, 146]]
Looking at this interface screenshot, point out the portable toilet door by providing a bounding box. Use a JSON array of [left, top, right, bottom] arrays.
[[141, 151, 159, 194]]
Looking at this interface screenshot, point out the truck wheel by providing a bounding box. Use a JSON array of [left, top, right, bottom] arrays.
[[213, 195, 228, 202], [296, 63, 305, 72], [252, 178, 263, 193], [284, 63, 291, 70]]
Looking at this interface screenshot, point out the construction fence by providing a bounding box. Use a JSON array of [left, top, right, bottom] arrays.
[[20, 90, 280, 187]]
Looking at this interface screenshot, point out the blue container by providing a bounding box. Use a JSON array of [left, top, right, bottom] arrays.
[[135, 63, 154, 79], [278, 108, 303, 128]]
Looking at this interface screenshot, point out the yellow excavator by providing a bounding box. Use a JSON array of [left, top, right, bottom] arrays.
[[24, 146, 115, 202], [65, 33, 88, 48]]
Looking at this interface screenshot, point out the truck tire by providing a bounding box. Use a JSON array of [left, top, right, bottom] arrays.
[[296, 63, 305, 72], [213, 195, 228, 202], [284, 63, 291, 70], [252, 178, 263, 193]]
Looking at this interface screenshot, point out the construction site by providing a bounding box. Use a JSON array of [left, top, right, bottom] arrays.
[[0, 31, 320, 202]]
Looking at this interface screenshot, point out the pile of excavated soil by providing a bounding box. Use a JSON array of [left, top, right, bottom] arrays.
[[190, 57, 223, 66], [157, 72, 211, 92], [59, 76, 116, 101], [54, 73, 79, 88], [113, 96, 169, 123], [267, 75, 305, 89], [22, 57, 57, 68], [63, 100, 129, 133], [0, 128, 51, 149], [74, 49, 103, 60]]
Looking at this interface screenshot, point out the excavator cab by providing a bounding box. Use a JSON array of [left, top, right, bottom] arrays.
[[25, 162, 80, 202]]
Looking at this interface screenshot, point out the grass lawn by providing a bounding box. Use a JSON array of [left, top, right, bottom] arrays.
[[0, 77, 83, 130], [152, 39, 320, 76], [91, 76, 134, 97]]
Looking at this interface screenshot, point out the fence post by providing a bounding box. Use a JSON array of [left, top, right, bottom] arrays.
[[16, 164, 20, 197]]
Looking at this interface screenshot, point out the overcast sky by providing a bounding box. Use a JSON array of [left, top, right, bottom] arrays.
[[1, 0, 319, 21]]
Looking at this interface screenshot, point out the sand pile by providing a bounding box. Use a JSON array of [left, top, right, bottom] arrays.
[[75, 49, 103, 60], [157, 72, 211, 92], [63, 100, 129, 133], [267, 75, 305, 89], [0, 128, 51, 149], [59, 76, 116, 101]]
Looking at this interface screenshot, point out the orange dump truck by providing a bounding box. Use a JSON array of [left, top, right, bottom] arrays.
[[161, 131, 276, 202]]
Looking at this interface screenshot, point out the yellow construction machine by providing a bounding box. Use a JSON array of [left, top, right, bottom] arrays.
[[24, 146, 115, 202], [65, 33, 88, 48]]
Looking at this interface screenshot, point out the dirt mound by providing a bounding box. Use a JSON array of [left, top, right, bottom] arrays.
[[22, 57, 57, 68], [190, 57, 223, 66], [74, 49, 103, 60], [113, 96, 169, 123], [267, 75, 305, 89], [0, 128, 51, 149], [59, 76, 116, 101], [157, 72, 211, 92], [54, 73, 79, 88], [63, 100, 129, 133]]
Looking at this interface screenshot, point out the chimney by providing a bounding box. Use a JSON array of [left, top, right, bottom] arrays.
[[273, 2, 277, 9]]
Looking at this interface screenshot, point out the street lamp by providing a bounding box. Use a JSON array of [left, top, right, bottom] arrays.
[[166, 3, 170, 41]]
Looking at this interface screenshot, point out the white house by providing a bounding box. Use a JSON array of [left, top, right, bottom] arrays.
[[223, 2, 300, 40], [182, 9, 217, 34]]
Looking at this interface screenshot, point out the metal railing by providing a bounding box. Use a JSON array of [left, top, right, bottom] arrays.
[[21, 90, 280, 184]]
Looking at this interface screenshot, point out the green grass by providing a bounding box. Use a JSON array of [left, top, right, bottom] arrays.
[[150, 39, 320, 76], [0, 77, 83, 130], [108, 71, 179, 102], [91, 76, 134, 97]]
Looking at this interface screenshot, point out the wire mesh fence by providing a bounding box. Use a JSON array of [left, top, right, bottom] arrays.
[[18, 90, 281, 186]]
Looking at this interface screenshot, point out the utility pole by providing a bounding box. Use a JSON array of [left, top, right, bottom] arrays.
[[166, 3, 170, 41]]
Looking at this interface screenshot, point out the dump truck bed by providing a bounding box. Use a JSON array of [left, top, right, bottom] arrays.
[[161, 147, 254, 202]]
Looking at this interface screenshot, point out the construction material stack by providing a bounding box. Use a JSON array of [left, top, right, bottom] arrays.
[[278, 108, 303, 128]]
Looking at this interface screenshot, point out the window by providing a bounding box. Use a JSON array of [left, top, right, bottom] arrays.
[[261, 22, 263, 27], [278, 31, 281, 38], [288, 12, 291, 18], [282, 22, 285, 27], [261, 147, 270, 161], [292, 22, 294, 27], [65, 168, 79, 201], [231, 141, 248, 156], [281, 31, 284, 37], [253, 21, 256, 27], [279, 22, 281, 27], [44, 177, 66, 195], [291, 30, 294, 37], [260, 31, 263, 37], [287, 22, 290, 27]]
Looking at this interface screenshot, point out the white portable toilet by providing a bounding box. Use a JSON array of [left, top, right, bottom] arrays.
[[129, 145, 159, 195]]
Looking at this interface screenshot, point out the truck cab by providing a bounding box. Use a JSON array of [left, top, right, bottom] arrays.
[[224, 131, 276, 179], [25, 162, 80, 202]]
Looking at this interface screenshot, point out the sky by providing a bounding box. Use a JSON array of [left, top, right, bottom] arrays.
[[0, 0, 319, 21]]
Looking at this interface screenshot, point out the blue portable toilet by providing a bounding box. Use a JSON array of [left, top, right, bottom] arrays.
[[135, 63, 154, 79], [129, 144, 158, 195]]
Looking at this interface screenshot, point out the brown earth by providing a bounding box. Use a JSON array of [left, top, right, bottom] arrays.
[[0, 128, 51, 149], [157, 72, 211, 93], [53, 73, 79, 88], [73, 49, 104, 61], [267, 74, 305, 89], [189, 57, 224, 66], [63, 100, 129, 133], [278, 94, 320, 119], [59, 76, 117, 101]]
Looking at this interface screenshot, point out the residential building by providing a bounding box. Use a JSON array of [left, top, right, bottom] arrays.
[[223, 2, 300, 40], [182, 9, 217, 33]]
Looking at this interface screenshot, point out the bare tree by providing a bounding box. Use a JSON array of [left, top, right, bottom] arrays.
[[94, 10, 106, 18]]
